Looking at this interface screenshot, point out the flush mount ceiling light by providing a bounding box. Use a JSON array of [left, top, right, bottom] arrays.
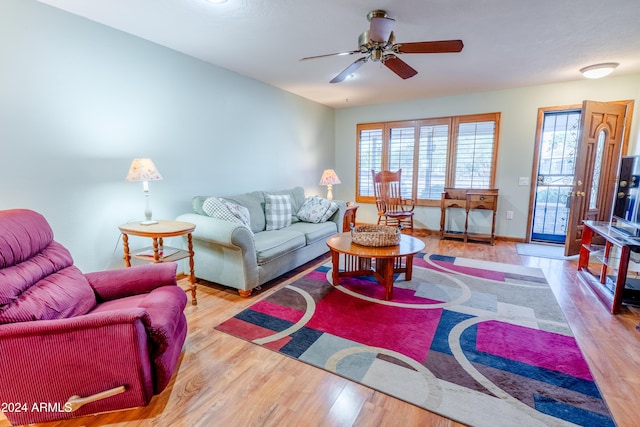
[[205, 0, 227, 3], [580, 62, 619, 79]]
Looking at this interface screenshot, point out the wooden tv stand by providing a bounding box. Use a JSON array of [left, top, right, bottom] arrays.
[[577, 220, 640, 314]]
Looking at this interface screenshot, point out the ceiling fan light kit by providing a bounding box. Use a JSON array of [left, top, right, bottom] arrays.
[[580, 62, 619, 79], [301, 9, 463, 83]]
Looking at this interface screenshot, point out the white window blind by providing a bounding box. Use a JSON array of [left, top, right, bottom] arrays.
[[357, 128, 383, 197], [388, 126, 415, 198], [454, 121, 496, 189], [417, 124, 449, 200]]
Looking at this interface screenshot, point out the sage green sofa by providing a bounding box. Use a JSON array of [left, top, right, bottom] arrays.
[[176, 187, 345, 297]]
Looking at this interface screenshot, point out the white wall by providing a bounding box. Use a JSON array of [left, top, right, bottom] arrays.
[[0, 0, 335, 272], [334, 74, 640, 240]]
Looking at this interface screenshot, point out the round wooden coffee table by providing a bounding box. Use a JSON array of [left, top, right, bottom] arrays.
[[326, 232, 425, 300]]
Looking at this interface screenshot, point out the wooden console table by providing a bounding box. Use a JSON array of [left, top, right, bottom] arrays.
[[577, 220, 640, 314], [440, 188, 499, 244]]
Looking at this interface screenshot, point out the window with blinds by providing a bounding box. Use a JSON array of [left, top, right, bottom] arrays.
[[389, 126, 415, 199], [356, 113, 500, 206], [454, 120, 497, 188], [356, 126, 383, 198]]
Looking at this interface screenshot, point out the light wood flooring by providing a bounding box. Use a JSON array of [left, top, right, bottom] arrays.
[[2, 235, 639, 427]]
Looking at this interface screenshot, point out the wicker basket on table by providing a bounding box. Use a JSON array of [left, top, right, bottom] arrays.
[[351, 224, 401, 247]]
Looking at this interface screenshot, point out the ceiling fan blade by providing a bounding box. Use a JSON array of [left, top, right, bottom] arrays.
[[300, 50, 361, 61], [395, 40, 464, 54], [369, 16, 395, 43], [383, 55, 418, 80], [330, 57, 367, 83]]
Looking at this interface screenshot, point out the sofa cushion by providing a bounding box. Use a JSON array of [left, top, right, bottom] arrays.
[[296, 196, 333, 223], [320, 200, 340, 222], [222, 200, 251, 229], [254, 230, 305, 265], [265, 194, 292, 231], [223, 191, 266, 233], [203, 197, 245, 225], [287, 221, 338, 245], [268, 187, 306, 223]]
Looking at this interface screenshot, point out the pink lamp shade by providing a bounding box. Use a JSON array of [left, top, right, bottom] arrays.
[[319, 169, 341, 200], [125, 158, 163, 183]]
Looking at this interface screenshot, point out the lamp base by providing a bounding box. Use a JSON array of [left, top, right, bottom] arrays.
[[140, 219, 158, 226], [326, 184, 334, 200]]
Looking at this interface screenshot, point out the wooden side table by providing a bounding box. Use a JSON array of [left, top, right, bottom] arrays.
[[118, 220, 197, 305], [343, 204, 359, 231]]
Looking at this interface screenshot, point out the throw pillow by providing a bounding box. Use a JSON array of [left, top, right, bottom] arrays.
[[296, 196, 332, 223], [265, 194, 292, 230], [221, 199, 251, 229], [320, 200, 340, 222], [202, 197, 243, 225]]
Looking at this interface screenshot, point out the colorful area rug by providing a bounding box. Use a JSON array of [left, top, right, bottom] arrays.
[[215, 253, 614, 427]]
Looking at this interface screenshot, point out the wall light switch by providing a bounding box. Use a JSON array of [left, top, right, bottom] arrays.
[[506, 211, 514, 220], [518, 177, 529, 186]]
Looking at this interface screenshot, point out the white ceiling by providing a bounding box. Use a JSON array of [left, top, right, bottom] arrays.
[[38, 0, 640, 109]]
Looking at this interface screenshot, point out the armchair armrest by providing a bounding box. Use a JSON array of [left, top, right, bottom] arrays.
[[85, 263, 178, 302], [0, 309, 154, 424], [402, 198, 416, 212], [0, 307, 150, 338]]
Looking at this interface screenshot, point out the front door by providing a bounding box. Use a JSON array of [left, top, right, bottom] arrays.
[[531, 109, 581, 243], [564, 101, 627, 256]]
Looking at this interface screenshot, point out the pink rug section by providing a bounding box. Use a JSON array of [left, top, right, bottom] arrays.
[[306, 285, 443, 363], [342, 277, 444, 305], [307, 270, 328, 281], [475, 320, 594, 380], [250, 299, 305, 323], [216, 317, 275, 341]]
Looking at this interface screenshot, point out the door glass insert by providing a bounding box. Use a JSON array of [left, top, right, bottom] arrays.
[[532, 110, 581, 243], [589, 130, 606, 210]]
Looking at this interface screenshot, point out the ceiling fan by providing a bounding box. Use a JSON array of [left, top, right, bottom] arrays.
[[301, 10, 464, 83]]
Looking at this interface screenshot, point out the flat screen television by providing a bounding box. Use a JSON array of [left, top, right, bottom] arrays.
[[611, 155, 640, 236]]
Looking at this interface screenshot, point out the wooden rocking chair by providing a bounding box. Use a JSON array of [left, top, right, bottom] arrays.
[[372, 169, 415, 229]]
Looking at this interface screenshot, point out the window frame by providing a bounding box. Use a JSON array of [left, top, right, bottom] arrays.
[[356, 112, 501, 207]]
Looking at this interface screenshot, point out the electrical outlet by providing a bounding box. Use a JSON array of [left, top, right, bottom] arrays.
[[506, 210, 514, 220]]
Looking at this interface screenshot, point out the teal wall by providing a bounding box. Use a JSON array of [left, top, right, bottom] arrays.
[[0, 0, 335, 272]]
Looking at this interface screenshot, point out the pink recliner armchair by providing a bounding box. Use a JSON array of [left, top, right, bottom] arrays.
[[0, 209, 188, 425]]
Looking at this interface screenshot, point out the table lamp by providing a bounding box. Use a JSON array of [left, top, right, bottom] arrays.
[[125, 158, 163, 225], [319, 169, 341, 200]]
